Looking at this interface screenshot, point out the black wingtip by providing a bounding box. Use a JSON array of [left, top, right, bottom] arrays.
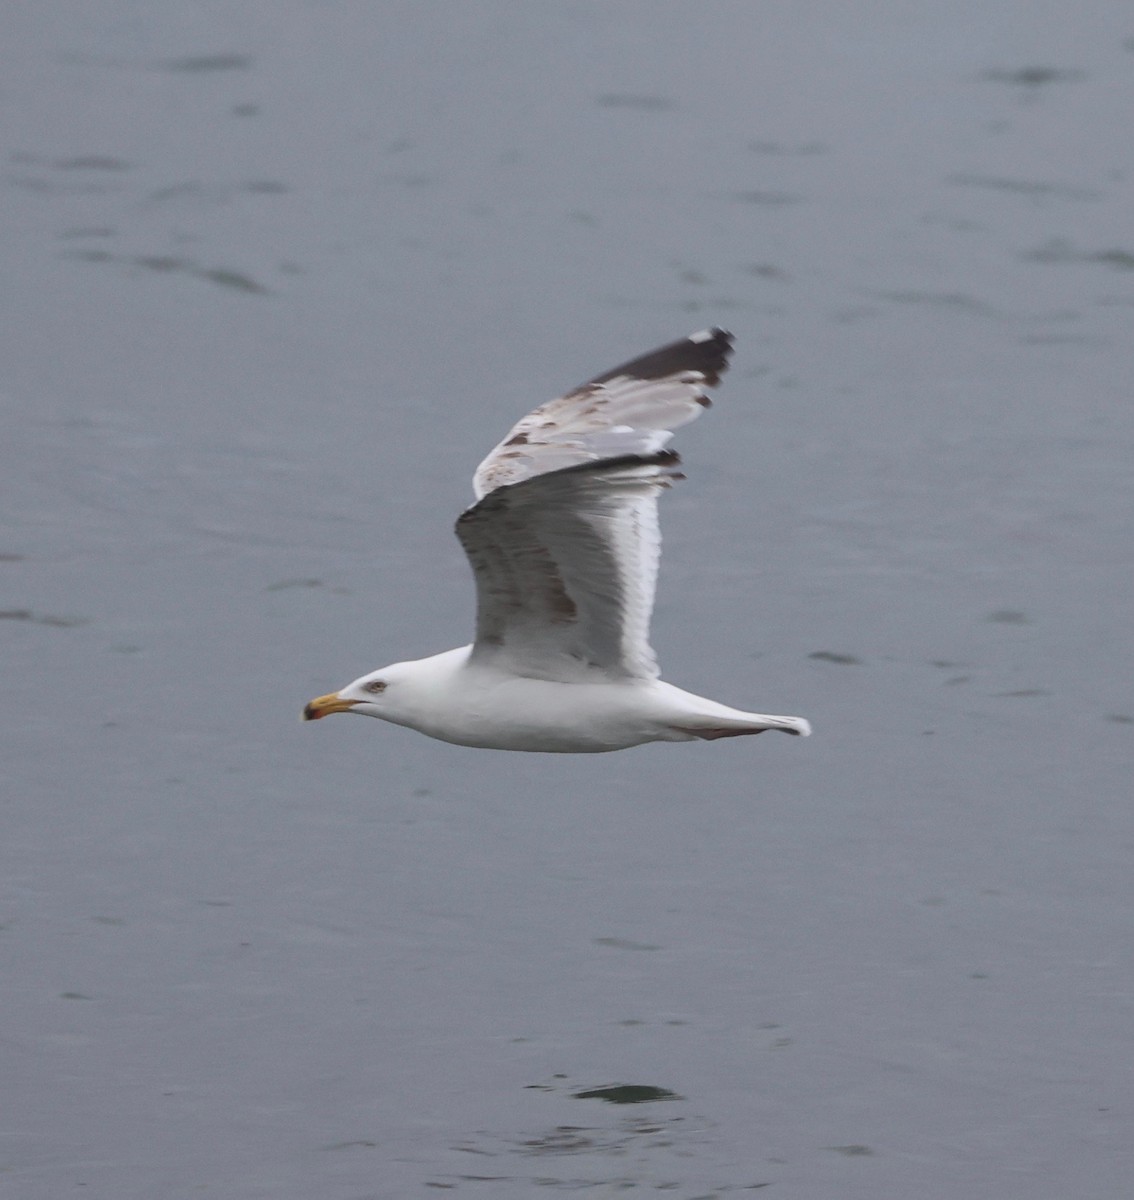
[[584, 328, 735, 390], [553, 449, 684, 482]]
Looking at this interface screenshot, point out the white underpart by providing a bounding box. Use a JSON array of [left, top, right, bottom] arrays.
[[339, 646, 810, 754]]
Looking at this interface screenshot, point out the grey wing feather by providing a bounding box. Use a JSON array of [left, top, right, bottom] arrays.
[[456, 454, 682, 681], [455, 329, 734, 682], [472, 327, 733, 499]]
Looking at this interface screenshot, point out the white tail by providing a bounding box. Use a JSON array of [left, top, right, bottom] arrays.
[[671, 712, 811, 740]]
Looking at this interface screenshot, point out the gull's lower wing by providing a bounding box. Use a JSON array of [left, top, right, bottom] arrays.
[[456, 453, 683, 682]]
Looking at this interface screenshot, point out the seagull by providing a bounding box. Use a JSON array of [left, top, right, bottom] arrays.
[[304, 328, 810, 752]]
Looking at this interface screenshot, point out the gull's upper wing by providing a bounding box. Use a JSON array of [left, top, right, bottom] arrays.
[[455, 329, 733, 682], [472, 327, 732, 498]]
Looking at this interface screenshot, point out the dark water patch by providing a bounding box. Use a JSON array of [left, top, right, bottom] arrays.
[[978, 66, 1086, 87], [135, 255, 190, 273], [680, 295, 751, 314], [162, 54, 252, 73], [947, 173, 1101, 202], [596, 94, 674, 111], [54, 156, 132, 172], [319, 1140, 376, 1151], [266, 578, 324, 592], [63, 248, 114, 263], [0, 552, 26, 562], [1, 608, 87, 627], [147, 182, 240, 205], [826, 1143, 874, 1156], [60, 992, 92, 1001], [995, 688, 1051, 698], [507, 1112, 693, 1154], [59, 227, 116, 240], [197, 267, 270, 294], [63, 249, 271, 294], [1022, 238, 1134, 271], [471, 1109, 774, 1191], [59, 51, 252, 73], [231, 103, 260, 117], [1021, 239, 1079, 265], [809, 650, 861, 665], [1090, 249, 1134, 271], [743, 262, 789, 280], [148, 179, 289, 204], [525, 1077, 568, 1094], [149, 183, 206, 203], [1105, 714, 1133, 724], [8, 174, 122, 196], [573, 1084, 681, 1105], [987, 609, 1029, 624], [593, 937, 661, 951], [517, 1126, 604, 1154], [875, 290, 994, 316]]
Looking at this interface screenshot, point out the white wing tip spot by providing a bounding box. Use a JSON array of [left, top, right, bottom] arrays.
[[689, 328, 716, 343]]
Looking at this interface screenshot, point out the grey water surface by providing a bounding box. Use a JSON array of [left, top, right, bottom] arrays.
[[3, 3, 1133, 1197]]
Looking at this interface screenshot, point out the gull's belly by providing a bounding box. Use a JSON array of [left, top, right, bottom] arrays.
[[420, 677, 686, 753]]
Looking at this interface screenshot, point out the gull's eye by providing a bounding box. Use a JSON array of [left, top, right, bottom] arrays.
[[363, 679, 386, 694]]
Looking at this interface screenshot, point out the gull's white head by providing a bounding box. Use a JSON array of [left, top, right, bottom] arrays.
[[303, 663, 405, 723], [303, 648, 468, 725]]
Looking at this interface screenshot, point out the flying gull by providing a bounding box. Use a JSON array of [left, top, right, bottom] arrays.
[[304, 328, 810, 751]]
